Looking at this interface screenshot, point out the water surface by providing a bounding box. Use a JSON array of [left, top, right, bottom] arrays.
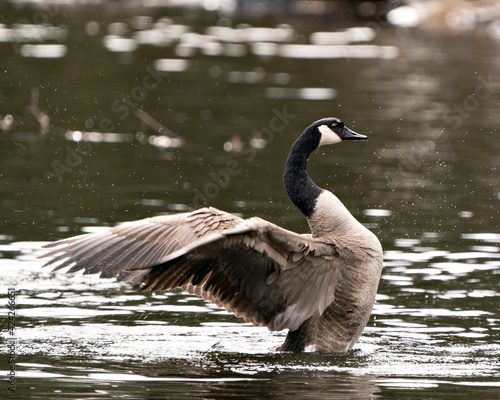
[[0, 2, 499, 399]]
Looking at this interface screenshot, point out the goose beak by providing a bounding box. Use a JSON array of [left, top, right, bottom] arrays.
[[343, 127, 368, 140]]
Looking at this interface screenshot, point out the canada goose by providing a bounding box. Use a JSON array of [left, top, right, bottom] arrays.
[[41, 118, 383, 353]]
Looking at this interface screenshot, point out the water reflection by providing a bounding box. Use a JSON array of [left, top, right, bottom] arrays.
[[9, 359, 381, 399], [103, 36, 138, 53], [265, 87, 337, 100], [154, 58, 189, 72], [277, 44, 399, 59], [1, 234, 499, 386], [1, 224, 499, 397], [0, 23, 67, 43], [19, 44, 67, 58], [388, 0, 500, 39]]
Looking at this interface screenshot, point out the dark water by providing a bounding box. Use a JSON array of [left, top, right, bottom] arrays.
[[1, 2, 499, 399]]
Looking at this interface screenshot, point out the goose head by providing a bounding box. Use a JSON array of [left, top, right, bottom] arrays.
[[314, 117, 367, 147], [284, 118, 368, 218]]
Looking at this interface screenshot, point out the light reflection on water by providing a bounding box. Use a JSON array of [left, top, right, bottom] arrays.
[[19, 44, 68, 58], [1, 234, 499, 397]]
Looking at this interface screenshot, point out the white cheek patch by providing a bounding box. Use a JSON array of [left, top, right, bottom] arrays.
[[318, 125, 342, 146]]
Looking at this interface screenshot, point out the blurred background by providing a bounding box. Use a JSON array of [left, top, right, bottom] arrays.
[[0, 0, 499, 398]]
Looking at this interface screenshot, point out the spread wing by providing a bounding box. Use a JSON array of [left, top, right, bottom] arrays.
[[40, 207, 343, 332]]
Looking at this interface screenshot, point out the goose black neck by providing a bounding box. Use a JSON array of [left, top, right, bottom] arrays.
[[283, 134, 322, 218]]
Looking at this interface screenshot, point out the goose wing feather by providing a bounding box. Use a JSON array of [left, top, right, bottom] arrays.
[[41, 207, 344, 332]]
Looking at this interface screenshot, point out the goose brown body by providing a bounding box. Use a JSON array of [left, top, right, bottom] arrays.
[[41, 118, 383, 353]]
